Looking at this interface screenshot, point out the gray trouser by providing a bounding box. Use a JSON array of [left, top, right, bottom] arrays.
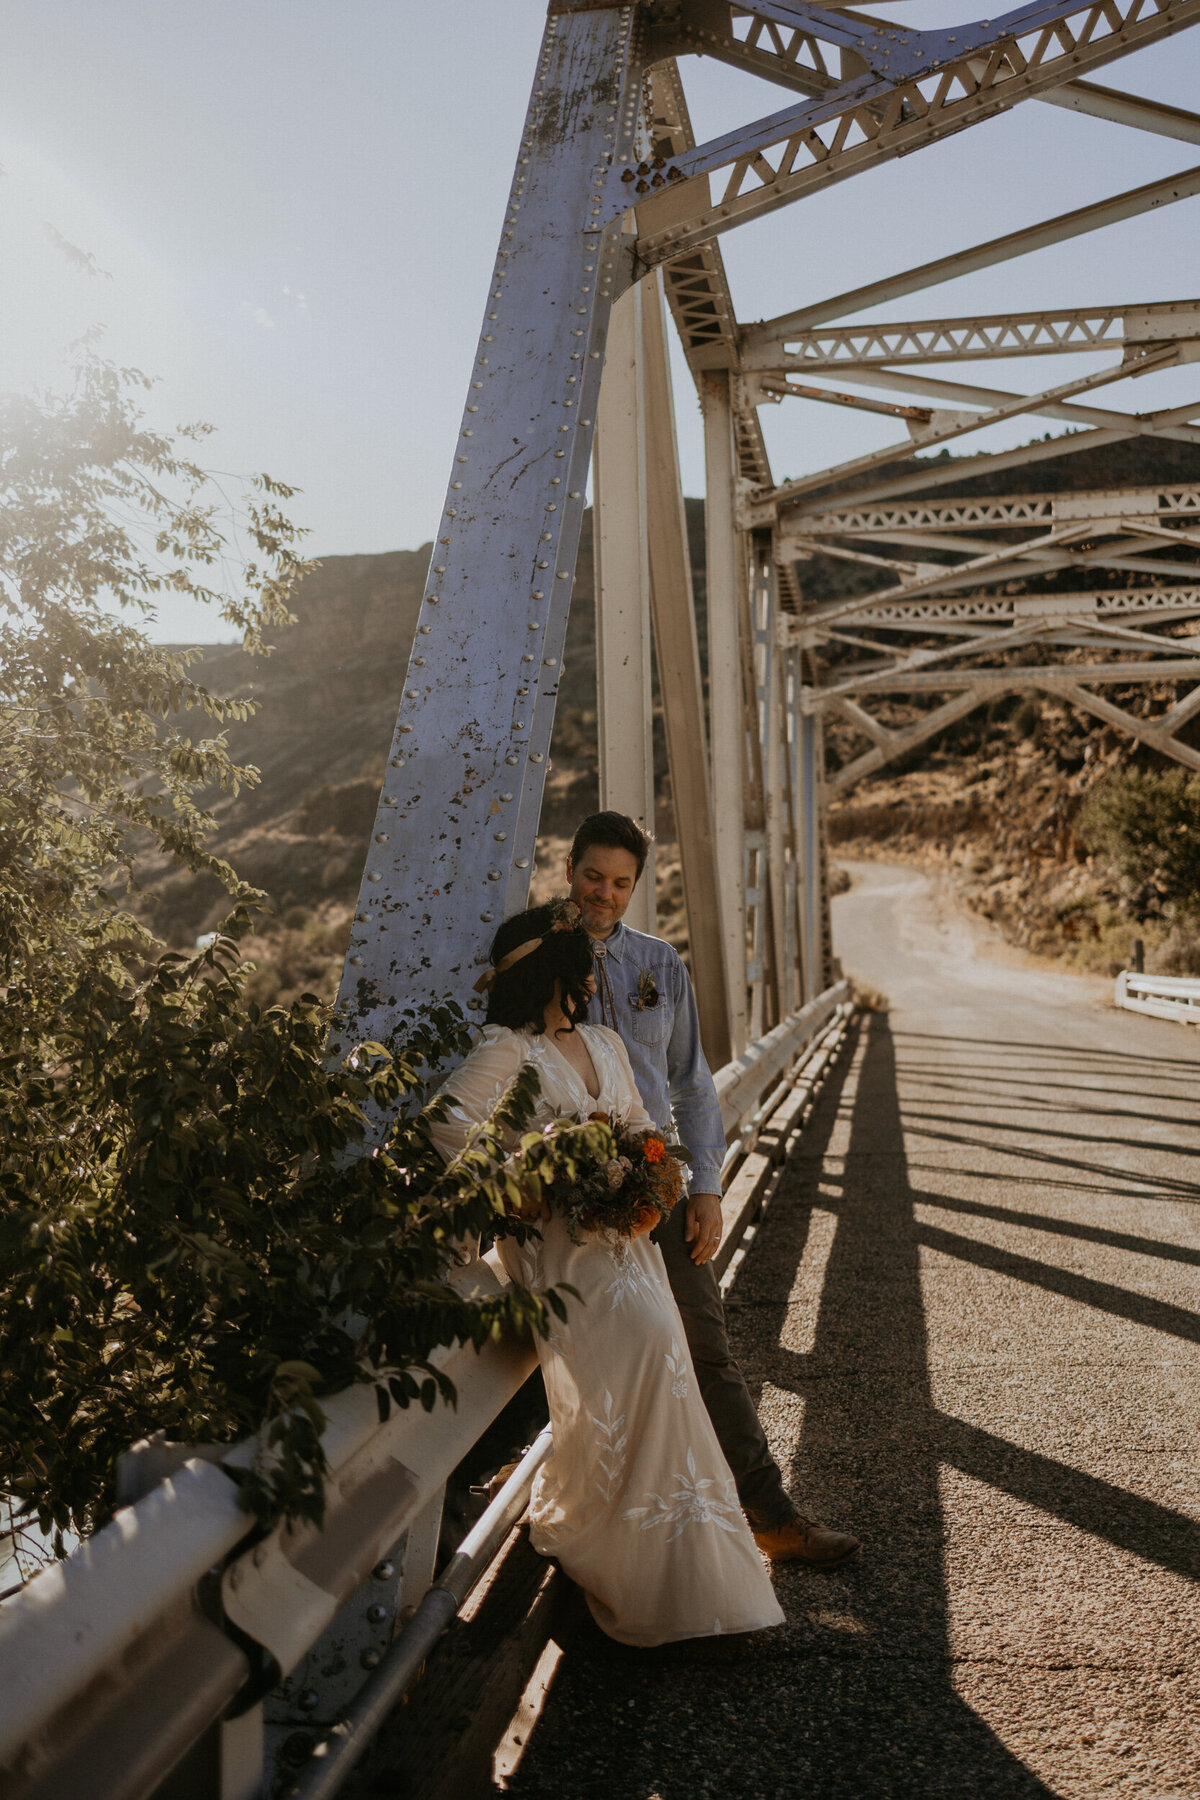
[[653, 1195, 795, 1530]]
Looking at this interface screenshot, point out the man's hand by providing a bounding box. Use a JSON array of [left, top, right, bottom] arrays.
[[684, 1192, 723, 1265]]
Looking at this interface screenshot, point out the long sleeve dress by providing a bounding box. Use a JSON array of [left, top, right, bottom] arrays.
[[428, 1021, 783, 1647]]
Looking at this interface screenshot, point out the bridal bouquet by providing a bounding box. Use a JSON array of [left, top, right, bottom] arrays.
[[515, 1113, 689, 1243]]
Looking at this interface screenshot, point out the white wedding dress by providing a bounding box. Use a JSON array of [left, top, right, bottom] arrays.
[[428, 1021, 783, 1647]]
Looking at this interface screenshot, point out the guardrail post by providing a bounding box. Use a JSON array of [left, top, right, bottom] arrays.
[[394, 1486, 445, 1626], [218, 1709, 264, 1800], [263, 1484, 446, 1795]]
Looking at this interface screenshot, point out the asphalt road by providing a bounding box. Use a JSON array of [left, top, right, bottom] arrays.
[[503, 862, 1200, 1799]]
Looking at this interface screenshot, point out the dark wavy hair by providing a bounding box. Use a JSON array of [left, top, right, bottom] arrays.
[[568, 810, 651, 880], [484, 898, 594, 1034]]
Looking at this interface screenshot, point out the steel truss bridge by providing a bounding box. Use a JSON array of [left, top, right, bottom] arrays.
[[4, 3, 1200, 1796]]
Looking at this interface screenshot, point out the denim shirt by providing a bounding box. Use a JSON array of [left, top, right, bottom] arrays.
[[583, 921, 726, 1195]]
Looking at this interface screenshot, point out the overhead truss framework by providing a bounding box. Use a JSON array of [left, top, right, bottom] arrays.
[[336, 0, 1200, 1071]]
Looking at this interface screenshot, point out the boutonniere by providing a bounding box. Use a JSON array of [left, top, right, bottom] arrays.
[[631, 969, 660, 1012]]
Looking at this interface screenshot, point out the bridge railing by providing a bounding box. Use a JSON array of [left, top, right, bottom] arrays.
[[0, 981, 852, 1800], [1114, 969, 1200, 1026]]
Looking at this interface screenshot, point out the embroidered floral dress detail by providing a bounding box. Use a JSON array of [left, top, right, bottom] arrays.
[[665, 1339, 689, 1400], [591, 1390, 628, 1503], [604, 1240, 660, 1311], [623, 1449, 742, 1540]]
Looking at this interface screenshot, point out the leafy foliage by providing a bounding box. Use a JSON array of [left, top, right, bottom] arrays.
[[0, 351, 553, 1561], [1078, 768, 1200, 923], [0, 927, 555, 1544]]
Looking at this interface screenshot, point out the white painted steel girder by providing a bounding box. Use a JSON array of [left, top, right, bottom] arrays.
[[749, 166, 1200, 340], [743, 301, 1200, 371], [810, 658, 1200, 698], [789, 487, 1200, 537], [619, 0, 1200, 262], [819, 586, 1200, 627], [331, 5, 645, 1049]]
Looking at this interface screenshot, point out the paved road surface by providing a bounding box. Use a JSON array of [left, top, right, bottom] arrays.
[[505, 862, 1200, 1799]]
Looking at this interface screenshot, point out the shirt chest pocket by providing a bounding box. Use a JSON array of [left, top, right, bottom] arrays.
[[628, 999, 671, 1047]]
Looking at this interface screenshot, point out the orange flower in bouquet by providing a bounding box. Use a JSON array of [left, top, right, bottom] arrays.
[[530, 1114, 690, 1242]]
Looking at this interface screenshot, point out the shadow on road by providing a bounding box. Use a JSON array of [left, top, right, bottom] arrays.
[[909, 1190, 1200, 1267], [736, 1011, 1064, 1798], [503, 1014, 1198, 1797]]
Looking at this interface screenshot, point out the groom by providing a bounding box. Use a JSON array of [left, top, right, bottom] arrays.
[[566, 810, 859, 1567]]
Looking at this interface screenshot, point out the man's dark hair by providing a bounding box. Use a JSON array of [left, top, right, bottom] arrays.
[[484, 900, 594, 1035], [568, 810, 651, 881]]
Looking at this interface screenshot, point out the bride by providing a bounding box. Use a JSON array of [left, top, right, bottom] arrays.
[[427, 899, 783, 1647]]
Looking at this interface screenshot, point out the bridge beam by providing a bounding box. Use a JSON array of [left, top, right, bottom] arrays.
[[702, 370, 751, 1056], [640, 271, 732, 1066], [594, 281, 658, 934]]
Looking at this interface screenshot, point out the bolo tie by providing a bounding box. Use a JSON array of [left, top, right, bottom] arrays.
[[592, 941, 618, 1029]]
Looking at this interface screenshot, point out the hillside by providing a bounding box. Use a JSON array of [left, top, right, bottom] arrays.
[[138, 443, 1200, 1003], [140, 503, 706, 992]]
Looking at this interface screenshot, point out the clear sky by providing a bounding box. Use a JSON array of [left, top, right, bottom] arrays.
[[2, 2, 1198, 639]]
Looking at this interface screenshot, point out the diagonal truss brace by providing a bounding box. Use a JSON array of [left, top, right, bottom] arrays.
[[825, 687, 1007, 795], [1034, 677, 1200, 769], [746, 346, 1186, 516], [792, 485, 1200, 538], [620, 0, 1200, 262], [648, 0, 1200, 160]]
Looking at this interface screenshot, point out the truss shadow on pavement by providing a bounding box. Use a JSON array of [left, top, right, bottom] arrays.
[[911, 1189, 1200, 1268], [894, 1031, 1200, 1078], [914, 1219, 1200, 1347], [740, 1011, 1063, 1798], [506, 1013, 1063, 1799], [898, 1125, 1200, 1200], [934, 1414, 1200, 1585], [505, 1012, 1198, 1797], [901, 1107, 1200, 1164]]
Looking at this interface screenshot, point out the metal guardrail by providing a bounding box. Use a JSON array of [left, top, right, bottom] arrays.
[[1114, 969, 1200, 1025], [0, 982, 853, 1800]]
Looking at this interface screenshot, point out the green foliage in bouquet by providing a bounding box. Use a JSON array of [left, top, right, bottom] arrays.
[[512, 1115, 689, 1243]]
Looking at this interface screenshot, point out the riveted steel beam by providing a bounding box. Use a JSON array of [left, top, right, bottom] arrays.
[[1039, 76, 1200, 145], [648, 5, 1200, 152], [331, 4, 646, 1052], [821, 585, 1200, 628], [640, 270, 733, 1065], [1033, 677, 1200, 768], [768, 398, 1200, 520], [748, 347, 1185, 520], [594, 282, 658, 934], [763, 363, 1200, 452], [703, 370, 751, 1056]]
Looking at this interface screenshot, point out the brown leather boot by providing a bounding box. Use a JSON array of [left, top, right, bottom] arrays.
[[753, 1514, 860, 1567]]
